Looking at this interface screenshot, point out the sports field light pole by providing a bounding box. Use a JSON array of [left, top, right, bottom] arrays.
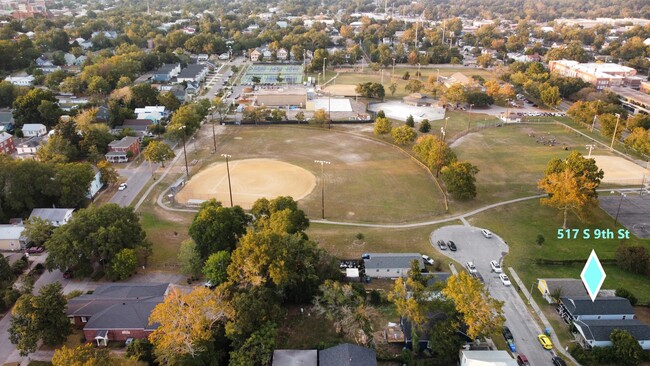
[[417, 63, 421, 80], [322, 58, 327, 86], [586, 144, 595, 157], [209, 106, 217, 153], [179, 125, 189, 177], [221, 154, 233, 207], [614, 191, 627, 227], [314, 160, 330, 219], [392, 58, 396, 79], [610, 113, 621, 151]]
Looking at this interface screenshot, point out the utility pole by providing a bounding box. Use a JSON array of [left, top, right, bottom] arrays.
[[392, 58, 396, 80], [209, 106, 216, 153], [322, 57, 327, 86], [179, 125, 189, 177], [221, 154, 233, 207], [314, 160, 330, 219], [610, 113, 621, 151]]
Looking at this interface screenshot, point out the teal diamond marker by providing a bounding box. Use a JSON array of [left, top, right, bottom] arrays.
[[581, 250, 606, 302]]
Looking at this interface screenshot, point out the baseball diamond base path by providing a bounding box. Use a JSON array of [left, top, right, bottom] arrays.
[[591, 155, 649, 185], [175, 158, 316, 209]]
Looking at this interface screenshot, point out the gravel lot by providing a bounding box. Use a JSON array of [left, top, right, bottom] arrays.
[[431, 225, 557, 366]]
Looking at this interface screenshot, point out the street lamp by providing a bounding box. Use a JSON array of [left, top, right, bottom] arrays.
[[436, 68, 440, 83], [440, 127, 446, 141], [586, 144, 595, 157], [392, 58, 396, 78], [209, 106, 217, 153], [314, 160, 330, 219], [614, 191, 627, 227], [322, 58, 327, 85], [610, 113, 621, 151], [444, 116, 450, 131], [178, 125, 189, 177], [221, 154, 233, 207]]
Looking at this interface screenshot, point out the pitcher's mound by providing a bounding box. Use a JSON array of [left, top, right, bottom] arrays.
[[175, 158, 316, 209]]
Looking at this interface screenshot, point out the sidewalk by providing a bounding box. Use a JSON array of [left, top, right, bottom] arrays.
[[508, 268, 580, 365]]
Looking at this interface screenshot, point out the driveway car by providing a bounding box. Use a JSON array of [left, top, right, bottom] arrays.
[[481, 229, 493, 238], [490, 260, 502, 273], [538, 334, 553, 350], [437, 240, 448, 250], [499, 273, 511, 286], [26, 246, 44, 254], [551, 357, 567, 366], [422, 254, 434, 265], [447, 241, 457, 251], [465, 261, 477, 273], [63, 269, 73, 279], [516, 354, 529, 366], [118, 183, 128, 191]]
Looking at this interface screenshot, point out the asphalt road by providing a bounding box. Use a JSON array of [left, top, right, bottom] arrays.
[[431, 225, 555, 366], [109, 161, 158, 207]]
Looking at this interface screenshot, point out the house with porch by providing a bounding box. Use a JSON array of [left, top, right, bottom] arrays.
[[573, 319, 650, 350], [537, 278, 589, 304], [105, 136, 140, 163], [22, 123, 47, 137], [558, 296, 635, 322], [135, 106, 168, 124], [277, 48, 288, 60], [250, 48, 262, 62], [67, 283, 170, 346]]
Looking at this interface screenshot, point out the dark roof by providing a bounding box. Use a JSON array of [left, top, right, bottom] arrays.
[[0, 111, 14, 124], [426, 272, 452, 286], [83, 298, 162, 331], [119, 119, 152, 131], [541, 279, 588, 298], [319, 343, 376, 366], [575, 319, 650, 342], [155, 63, 179, 74], [560, 296, 634, 316], [67, 283, 169, 317], [109, 136, 139, 148], [95, 106, 109, 120], [178, 64, 208, 79], [363, 253, 423, 270]]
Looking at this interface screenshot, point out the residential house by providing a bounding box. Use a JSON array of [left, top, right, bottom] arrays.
[[319, 343, 376, 366], [460, 350, 517, 366], [63, 53, 77, 66], [537, 278, 589, 304], [0, 132, 15, 154], [262, 49, 273, 59], [118, 119, 152, 133], [558, 296, 635, 321], [276, 21, 288, 29], [95, 106, 110, 122], [135, 106, 168, 124], [176, 64, 210, 84], [105, 136, 140, 163], [74, 38, 93, 50], [153, 63, 181, 82], [67, 283, 170, 346], [277, 48, 288, 61], [272, 350, 317, 366], [16, 136, 42, 158], [74, 55, 88, 66], [0, 111, 14, 132], [22, 123, 47, 137], [87, 166, 103, 199], [36, 57, 59, 73], [29, 208, 74, 227], [363, 253, 424, 279], [5, 75, 34, 86], [573, 319, 650, 350], [0, 225, 26, 251], [91, 31, 118, 39], [250, 48, 262, 62], [197, 54, 209, 62]]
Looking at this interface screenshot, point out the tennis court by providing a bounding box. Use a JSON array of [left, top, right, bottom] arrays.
[[241, 64, 304, 85]]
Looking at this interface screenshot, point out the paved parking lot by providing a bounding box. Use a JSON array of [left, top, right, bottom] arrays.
[[430, 225, 556, 366]]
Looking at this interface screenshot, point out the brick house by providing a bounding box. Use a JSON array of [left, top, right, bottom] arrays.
[[0, 132, 15, 154], [67, 283, 170, 346], [105, 136, 140, 163]]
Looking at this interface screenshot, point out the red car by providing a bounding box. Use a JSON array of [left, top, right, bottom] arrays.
[[516, 354, 529, 366], [26, 246, 44, 254], [63, 269, 73, 279]]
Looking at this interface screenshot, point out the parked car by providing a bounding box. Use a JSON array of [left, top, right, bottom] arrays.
[[63, 269, 73, 279], [481, 229, 493, 238], [499, 273, 511, 286], [118, 183, 128, 191], [507, 339, 516, 352], [422, 254, 434, 265], [437, 240, 448, 250], [516, 354, 530, 366], [204, 281, 216, 289], [466, 261, 477, 273], [26, 246, 44, 254], [448, 241, 457, 251], [472, 271, 485, 283], [502, 326, 514, 342], [490, 260, 502, 273], [551, 356, 567, 366], [538, 334, 553, 350]]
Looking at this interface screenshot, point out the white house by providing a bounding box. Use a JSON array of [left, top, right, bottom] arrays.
[[22, 124, 47, 137], [29, 208, 75, 227], [64, 53, 77, 66], [5, 75, 35, 86], [277, 48, 288, 60], [250, 48, 262, 62], [16, 136, 42, 158], [135, 106, 168, 124], [574, 319, 650, 350], [363, 253, 424, 279], [460, 351, 517, 366], [176, 64, 210, 84], [0, 225, 26, 251], [87, 166, 103, 199]]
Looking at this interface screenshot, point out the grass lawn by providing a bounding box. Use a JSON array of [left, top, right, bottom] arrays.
[[468, 200, 650, 303]]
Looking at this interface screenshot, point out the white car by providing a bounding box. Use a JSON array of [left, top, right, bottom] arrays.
[[490, 260, 502, 273], [499, 273, 511, 286], [118, 183, 127, 191], [466, 261, 477, 273], [422, 254, 434, 265], [481, 229, 493, 238]]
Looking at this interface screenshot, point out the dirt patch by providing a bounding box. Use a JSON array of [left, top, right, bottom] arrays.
[[634, 306, 650, 325], [591, 155, 649, 184], [175, 158, 316, 209]]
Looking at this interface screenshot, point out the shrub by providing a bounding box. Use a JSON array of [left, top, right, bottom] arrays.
[[369, 290, 382, 305], [66, 290, 84, 300], [615, 288, 638, 306], [616, 245, 650, 275]]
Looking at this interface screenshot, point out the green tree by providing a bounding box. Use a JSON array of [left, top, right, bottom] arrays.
[[614, 288, 638, 306], [52, 344, 113, 366], [376, 110, 386, 118], [157, 91, 181, 112], [87, 76, 110, 96], [465, 91, 494, 107], [540, 83, 561, 107], [108, 248, 138, 280], [599, 113, 623, 138], [610, 329, 643, 366], [130, 83, 159, 108], [545, 151, 603, 200], [37, 100, 62, 128], [615, 245, 649, 275], [178, 240, 203, 278], [440, 161, 480, 200], [625, 128, 650, 155], [250, 196, 309, 234], [0, 255, 13, 284], [413, 135, 456, 176], [538, 167, 598, 229], [311, 108, 329, 126], [229, 322, 277, 366], [391, 125, 417, 145], [97, 160, 119, 186], [36, 134, 78, 163], [23, 217, 54, 247], [442, 272, 505, 339], [374, 116, 392, 135], [143, 140, 175, 169], [295, 111, 305, 121], [389, 83, 397, 96], [419, 119, 431, 133], [203, 251, 231, 286], [405, 80, 423, 93], [626, 113, 650, 130], [54, 163, 94, 208], [12, 88, 57, 128], [8, 294, 39, 355], [405, 115, 415, 127], [189, 200, 249, 259], [444, 83, 466, 104]]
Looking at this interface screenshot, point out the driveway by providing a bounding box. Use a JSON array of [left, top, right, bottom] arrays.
[[430, 225, 555, 366]]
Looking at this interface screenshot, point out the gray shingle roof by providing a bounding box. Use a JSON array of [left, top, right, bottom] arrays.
[[67, 283, 169, 317], [178, 64, 208, 79], [109, 136, 139, 149], [560, 296, 634, 316], [155, 63, 178, 74], [29, 208, 74, 225], [363, 253, 423, 270], [319, 343, 376, 366], [0, 112, 14, 124], [83, 298, 162, 330], [272, 350, 317, 366], [541, 278, 588, 297], [575, 319, 650, 342]]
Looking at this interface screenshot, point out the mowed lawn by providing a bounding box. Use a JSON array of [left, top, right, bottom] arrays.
[[468, 200, 650, 303], [451, 123, 618, 213], [214, 126, 446, 223]]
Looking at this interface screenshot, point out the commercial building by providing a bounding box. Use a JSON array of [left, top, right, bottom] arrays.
[[609, 86, 650, 115], [549, 60, 641, 90]]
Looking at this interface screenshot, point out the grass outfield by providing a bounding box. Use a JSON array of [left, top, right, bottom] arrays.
[[468, 200, 650, 303], [213, 126, 447, 223], [450, 123, 619, 213]]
